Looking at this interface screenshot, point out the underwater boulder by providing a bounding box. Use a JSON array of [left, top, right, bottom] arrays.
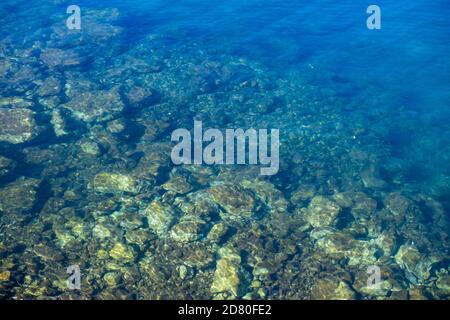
[[241, 179, 288, 213], [40, 48, 82, 68], [207, 222, 230, 244], [352, 265, 408, 298], [0, 177, 41, 214], [169, 215, 208, 243], [109, 242, 138, 263], [92, 172, 140, 194], [434, 270, 450, 298], [394, 244, 442, 284], [360, 166, 387, 189], [0, 271, 11, 283], [142, 200, 176, 237], [103, 272, 122, 287], [61, 88, 124, 123], [314, 231, 379, 266], [162, 173, 194, 195], [78, 139, 102, 157], [35, 76, 62, 97], [0, 108, 39, 144], [207, 183, 257, 220], [124, 85, 157, 107], [305, 196, 341, 228], [0, 155, 16, 179], [32, 243, 65, 263], [384, 193, 413, 218], [0, 97, 33, 108], [310, 276, 356, 300], [211, 246, 243, 299], [125, 228, 156, 250]]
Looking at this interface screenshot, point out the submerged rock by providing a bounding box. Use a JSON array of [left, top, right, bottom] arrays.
[[40, 48, 81, 68], [0, 155, 16, 178], [207, 222, 229, 243], [50, 109, 71, 137], [0, 178, 41, 214], [143, 200, 176, 237], [107, 118, 126, 134], [211, 247, 243, 299], [0, 271, 11, 282], [374, 229, 398, 257], [103, 272, 122, 287], [208, 184, 256, 220], [79, 140, 102, 157], [394, 244, 421, 278], [125, 86, 155, 106], [183, 244, 215, 269], [92, 224, 112, 239], [170, 215, 207, 243], [241, 179, 288, 212], [92, 172, 139, 194], [360, 167, 387, 189], [125, 228, 155, 249], [434, 270, 450, 297], [32, 243, 65, 263], [305, 196, 341, 228], [0, 97, 33, 108], [109, 242, 137, 263], [315, 231, 378, 266], [61, 88, 124, 123], [36, 76, 62, 97], [310, 277, 356, 300], [0, 108, 38, 144], [394, 244, 441, 283], [384, 193, 412, 217], [352, 265, 406, 298], [162, 174, 193, 194], [290, 184, 317, 204], [133, 146, 171, 181]]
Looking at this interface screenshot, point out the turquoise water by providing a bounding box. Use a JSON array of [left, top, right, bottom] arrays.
[[0, 0, 449, 299]]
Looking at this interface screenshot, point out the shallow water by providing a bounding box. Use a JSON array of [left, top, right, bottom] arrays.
[[0, 0, 449, 299]]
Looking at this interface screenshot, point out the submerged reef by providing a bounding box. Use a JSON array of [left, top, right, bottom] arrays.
[[0, 2, 449, 301]]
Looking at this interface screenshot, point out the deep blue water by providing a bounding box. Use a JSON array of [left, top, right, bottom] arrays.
[[112, 0, 450, 200], [83, 0, 450, 188]]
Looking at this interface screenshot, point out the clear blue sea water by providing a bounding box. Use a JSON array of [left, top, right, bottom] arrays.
[[102, 0, 450, 190]]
